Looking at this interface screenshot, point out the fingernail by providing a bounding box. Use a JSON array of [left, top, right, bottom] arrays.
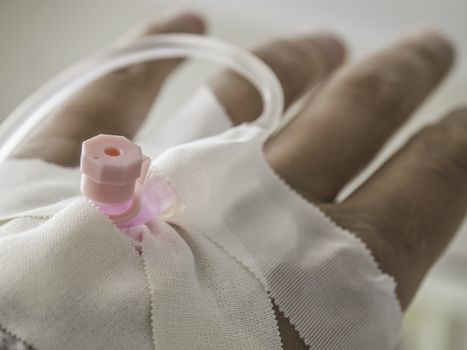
[[313, 32, 347, 67], [409, 28, 455, 60], [163, 8, 206, 32]]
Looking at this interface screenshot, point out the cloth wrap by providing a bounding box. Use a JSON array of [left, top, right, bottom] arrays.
[[0, 87, 402, 349]]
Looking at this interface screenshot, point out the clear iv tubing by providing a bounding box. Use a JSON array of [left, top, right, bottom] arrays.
[[0, 34, 284, 162]]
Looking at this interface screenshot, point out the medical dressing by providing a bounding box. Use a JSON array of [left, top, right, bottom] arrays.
[[0, 34, 402, 350]]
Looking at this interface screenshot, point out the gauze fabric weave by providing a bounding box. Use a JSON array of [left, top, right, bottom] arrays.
[[0, 86, 402, 349]]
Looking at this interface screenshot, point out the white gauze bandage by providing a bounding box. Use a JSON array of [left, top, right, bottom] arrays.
[[0, 87, 402, 350]]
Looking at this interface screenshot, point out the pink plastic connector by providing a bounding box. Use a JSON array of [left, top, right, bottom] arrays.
[[81, 134, 147, 204], [80, 134, 175, 234]]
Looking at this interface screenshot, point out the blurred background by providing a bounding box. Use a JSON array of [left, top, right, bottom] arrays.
[[1, 0, 466, 348]]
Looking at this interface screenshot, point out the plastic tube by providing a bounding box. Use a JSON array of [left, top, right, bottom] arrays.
[[0, 34, 284, 162]]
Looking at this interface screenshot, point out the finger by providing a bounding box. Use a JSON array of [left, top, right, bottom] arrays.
[[337, 107, 467, 309], [209, 33, 346, 125], [12, 12, 206, 166], [266, 30, 455, 202]]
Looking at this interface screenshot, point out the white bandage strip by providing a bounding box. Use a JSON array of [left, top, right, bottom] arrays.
[[141, 219, 282, 350], [152, 89, 403, 349]]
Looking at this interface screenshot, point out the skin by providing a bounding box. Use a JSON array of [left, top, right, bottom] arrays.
[[11, 12, 467, 349]]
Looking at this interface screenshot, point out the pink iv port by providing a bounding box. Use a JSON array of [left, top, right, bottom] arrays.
[[80, 134, 176, 242]]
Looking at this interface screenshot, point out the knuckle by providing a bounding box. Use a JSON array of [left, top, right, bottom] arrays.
[[326, 202, 426, 308], [322, 202, 391, 248], [322, 202, 411, 275], [374, 204, 425, 257], [336, 201, 423, 267], [337, 66, 408, 114]]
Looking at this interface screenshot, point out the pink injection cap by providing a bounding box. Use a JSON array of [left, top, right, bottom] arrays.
[[80, 134, 145, 204]]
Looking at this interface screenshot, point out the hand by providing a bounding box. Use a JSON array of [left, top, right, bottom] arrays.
[[12, 12, 462, 349]]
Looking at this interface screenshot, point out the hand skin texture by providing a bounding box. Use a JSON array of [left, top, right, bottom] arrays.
[[11, 12, 465, 349]]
